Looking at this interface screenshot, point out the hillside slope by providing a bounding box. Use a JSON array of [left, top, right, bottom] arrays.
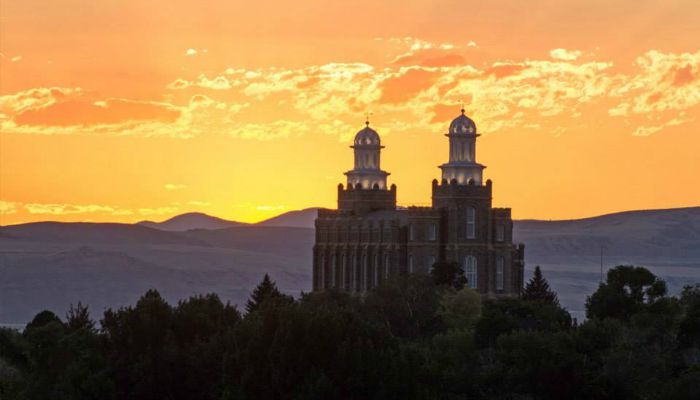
[[1, 207, 698, 324]]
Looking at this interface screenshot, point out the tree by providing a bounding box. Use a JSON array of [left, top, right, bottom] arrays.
[[430, 261, 467, 290], [245, 274, 292, 314], [522, 266, 559, 306], [585, 265, 667, 320], [678, 284, 700, 348], [437, 288, 481, 330], [66, 302, 95, 333], [475, 299, 572, 348]]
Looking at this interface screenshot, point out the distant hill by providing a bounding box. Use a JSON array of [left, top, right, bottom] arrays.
[[256, 208, 319, 228], [137, 212, 247, 231], [513, 207, 700, 257], [0, 221, 206, 246], [0, 206, 698, 324]]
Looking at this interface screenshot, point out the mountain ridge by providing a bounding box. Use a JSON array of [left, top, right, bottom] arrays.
[[1, 206, 698, 324]]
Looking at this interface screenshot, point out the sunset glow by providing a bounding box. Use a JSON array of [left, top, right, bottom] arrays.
[[1, 0, 699, 225]]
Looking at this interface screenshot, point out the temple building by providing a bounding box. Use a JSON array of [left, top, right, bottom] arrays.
[[312, 110, 525, 297]]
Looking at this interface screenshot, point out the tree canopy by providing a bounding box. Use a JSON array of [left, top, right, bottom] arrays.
[[1, 266, 698, 400]]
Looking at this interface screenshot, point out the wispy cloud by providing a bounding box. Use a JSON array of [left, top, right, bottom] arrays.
[[5, 201, 179, 218], [164, 183, 187, 190], [0, 201, 18, 214], [2, 42, 698, 139], [24, 203, 120, 215], [550, 48, 582, 61]]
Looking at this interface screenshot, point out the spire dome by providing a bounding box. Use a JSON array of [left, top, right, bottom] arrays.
[[448, 110, 477, 135], [346, 121, 389, 190], [353, 126, 381, 146]]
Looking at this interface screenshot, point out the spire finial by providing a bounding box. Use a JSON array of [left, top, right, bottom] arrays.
[[365, 111, 373, 127], [460, 102, 465, 115]]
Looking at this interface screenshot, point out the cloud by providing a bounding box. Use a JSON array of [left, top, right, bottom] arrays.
[[610, 50, 700, 114], [607, 50, 700, 135], [632, 114, 693, 136], [14, 98, 180, 126], [389, 37, 470, 67], [164, 183, 187, 190], [550, 48, 582, 61], [0, 87, 83, 114], [186, 48, 197, 56], [0, 201, 18, 214], [380, 68, 441, 103], [3, 43, 698, 140], [24, 203, 119, 215], [167, 74, 239, 90]]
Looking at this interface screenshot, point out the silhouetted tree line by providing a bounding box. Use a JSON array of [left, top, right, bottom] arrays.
[[1, 266, 699, 400]]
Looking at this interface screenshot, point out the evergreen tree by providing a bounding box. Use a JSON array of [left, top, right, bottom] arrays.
[[245, 274, 290, 314], [522, 266, 559, 306], [66, 302, 95, 333]]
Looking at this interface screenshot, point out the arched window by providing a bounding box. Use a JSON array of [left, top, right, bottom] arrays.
[[409, 224, 415, 241], [430, 255, 436, 268], [496, 256, 505, 291], [465, 255, 477, 289], [428, 223, 437, 241], [496, 224, 505, 242], [408, 254, 414, 274], [466, 207, 476, 239]]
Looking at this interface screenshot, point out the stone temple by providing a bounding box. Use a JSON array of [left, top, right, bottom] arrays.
[[312, 110, 525, 297]]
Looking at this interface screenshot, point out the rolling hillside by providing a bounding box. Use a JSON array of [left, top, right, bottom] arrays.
[[1, 207, 698, 324]]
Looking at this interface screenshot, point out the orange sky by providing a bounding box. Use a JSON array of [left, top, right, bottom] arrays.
[[1, 0, 699, 225]]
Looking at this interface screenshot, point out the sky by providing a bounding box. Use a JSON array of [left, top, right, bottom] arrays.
[[1, 0, 699, 225]]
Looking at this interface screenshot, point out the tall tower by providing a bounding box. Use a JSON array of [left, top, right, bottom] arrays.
[[432, 108, 493, 251], [338, 121, 396, 215], [439, 108, 486, 185]]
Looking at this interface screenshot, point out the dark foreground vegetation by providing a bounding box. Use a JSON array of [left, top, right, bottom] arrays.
[[1, 265, 699, 400]]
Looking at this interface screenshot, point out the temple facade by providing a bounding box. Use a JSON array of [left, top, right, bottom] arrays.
[[312, 110, 525, 297]]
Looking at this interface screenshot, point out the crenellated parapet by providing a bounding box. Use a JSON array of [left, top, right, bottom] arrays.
[[431, 178, 493, 209], [337, 183, 397, 215]]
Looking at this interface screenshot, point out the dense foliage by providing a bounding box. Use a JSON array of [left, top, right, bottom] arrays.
[[1, 265, 699, 399]]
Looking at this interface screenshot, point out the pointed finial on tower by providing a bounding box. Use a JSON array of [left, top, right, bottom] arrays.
[[460, 102, 465, 115], [365, 111, 373, 127]]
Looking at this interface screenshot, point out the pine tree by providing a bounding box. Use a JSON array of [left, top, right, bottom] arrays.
[[522, 266, 559, 306], [66, 301, 95, 332], [245, 274, 289, 314]]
